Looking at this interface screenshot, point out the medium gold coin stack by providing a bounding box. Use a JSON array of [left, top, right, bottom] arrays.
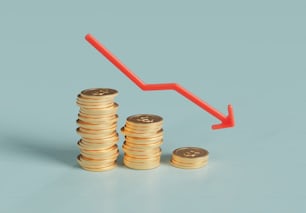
[[170, 147, 209, 169], [121, 114, 163, 170], [76, 88, 120, 172]]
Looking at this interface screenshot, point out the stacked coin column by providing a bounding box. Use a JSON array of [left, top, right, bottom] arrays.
[[121, 114, 163, 170], [76, 88, 120, 172]]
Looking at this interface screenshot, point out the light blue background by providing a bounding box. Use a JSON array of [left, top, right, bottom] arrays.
[[1, 1, 306, 212]]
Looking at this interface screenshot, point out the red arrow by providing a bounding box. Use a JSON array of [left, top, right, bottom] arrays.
[[85, 34, 235, 130]]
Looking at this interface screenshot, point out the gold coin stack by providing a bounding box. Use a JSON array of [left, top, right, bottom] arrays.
[[76, 88, 120, 172], [170, 147, 209, 169], [121, 114, 163, 170]]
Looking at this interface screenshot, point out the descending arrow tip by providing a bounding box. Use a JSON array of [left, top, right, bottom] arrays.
[[211, 104, 235, 130]]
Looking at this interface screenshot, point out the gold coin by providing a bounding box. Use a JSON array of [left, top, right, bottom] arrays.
[[79, 103, 119, 115], [125, 135, 163, 144], [77, 100, 114, 109], [170, 147, 209, 169], [124, 154, 161, 162], [78, 139, 118, 150], [77, 155, 117, 172], [77, 119, 117, 130], [80, 144, 118, 153], [79, 165, 117, 172], [123, 158, 160, 170], [126, 114, 163, 125], [124, 140, 163, 149], [80, 150, 119, 161], [80, 144, 118, 154], [121, 127, 163, 138], [77, 127, 117, 135], [78, 112, 118, 118], [122, 143, 161, 155], [172, 147, 208, 159], [81, 133, 119, 143], [76, 129, 117, 139], [78, 124, 117, 132], [77, 94, 115, 103], [123, 125, 162, 134], [78, 114, 118, 124], [80, 88, 118, 98], [78, 155, 118, 166], [77, 95, 114, 102], [170, 159, 208, 169]]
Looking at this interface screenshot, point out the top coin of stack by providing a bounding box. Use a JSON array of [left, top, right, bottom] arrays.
[[121, 114, 163, 170], [170, 147, 209, 169], [76, 88, 120, 172]]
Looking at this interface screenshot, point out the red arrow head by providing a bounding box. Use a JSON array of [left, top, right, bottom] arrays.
[[211, 104, 235, 130]]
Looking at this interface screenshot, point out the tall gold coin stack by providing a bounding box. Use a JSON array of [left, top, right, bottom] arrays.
[[76, 88, 120, 172], [121, 114, 163, 170], [170, 147, 209, 169]]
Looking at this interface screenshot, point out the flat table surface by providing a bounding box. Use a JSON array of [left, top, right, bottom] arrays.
[[1, 1, 306, 212]]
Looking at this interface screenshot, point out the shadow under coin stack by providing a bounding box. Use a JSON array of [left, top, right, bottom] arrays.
[[76, 88, 120, 172], [170, 147, 209, 169], [121, 114, 163, 170]]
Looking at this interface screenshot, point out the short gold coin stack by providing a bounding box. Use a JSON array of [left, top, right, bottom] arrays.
[[76, 88, 120, 172], [170, 147, 209, 169], [121, 114, 163, 170]]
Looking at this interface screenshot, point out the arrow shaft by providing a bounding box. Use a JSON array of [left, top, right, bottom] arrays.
[[85, 34, 226, 121], [86, 35, 146, 87]]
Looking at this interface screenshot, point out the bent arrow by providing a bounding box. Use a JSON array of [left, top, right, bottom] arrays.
[[85, 34, 235, 130]]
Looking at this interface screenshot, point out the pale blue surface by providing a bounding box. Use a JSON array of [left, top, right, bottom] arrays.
[[1, 1, 306, 212]]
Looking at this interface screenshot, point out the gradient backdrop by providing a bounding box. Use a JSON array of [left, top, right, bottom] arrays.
[[1, 1, 305, 212]]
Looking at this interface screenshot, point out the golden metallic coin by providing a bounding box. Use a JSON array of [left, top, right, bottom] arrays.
[[80, 102, 118, 111], [123, 125, 162, 134], [125, 135, 163, 144], [121, 127, 163, 138], [80, 145, 119, 156], [79, 103, 119, 115], [126, 114, 163, 125], [78, 155, 118, 166], [80, 144, 118, 153], [170, 159, 208, 169], [80, 150, 119, 161], [78, 139, 118, 150], [122, 143, 161, 154], [76, 130, 117, 139], [77, 119, 117, 130], [123, 158, 160, 170], [170, 147, 209, 169], [77, 127, 116, 134], [78, 124, 117, 133], [172, 147, 208, 160], [124, 154, 161, 163], [78, 112, 118, 119], [77, 156, 117, 172], [125, 140, 163, 149], [81, 133, 119, 143], [77, 95, 115, 103], [80, 88, 118, 98], [78, 114, 118, 124], [78, 93, 115, 100], [77, 102, 114, 109], [125, 122, 162, 128], [79, 165, 117, 172]]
